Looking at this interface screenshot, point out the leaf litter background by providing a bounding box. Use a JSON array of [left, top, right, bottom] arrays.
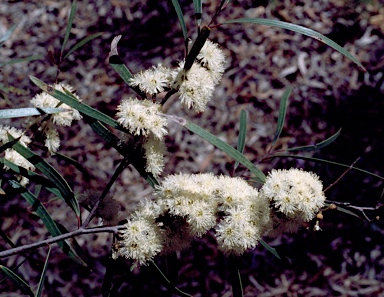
[[0, 0, 383, 296]]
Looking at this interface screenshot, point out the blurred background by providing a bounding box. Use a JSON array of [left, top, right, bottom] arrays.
[[1, 0, 383, 296]]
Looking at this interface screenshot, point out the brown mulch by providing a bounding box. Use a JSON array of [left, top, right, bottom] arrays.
[[1, 0, 383, 296]]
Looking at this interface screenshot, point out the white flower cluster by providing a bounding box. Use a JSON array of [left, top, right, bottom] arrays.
[[0, 125, 35, 186], [127, 39, 226, 113], [30, 83, 82, 154], [116, 98, 167, 177], [114, 169, 326, 264], [113, 173, 271, 264], [260, 168, 326, 237], [115, 40, 226, 176]]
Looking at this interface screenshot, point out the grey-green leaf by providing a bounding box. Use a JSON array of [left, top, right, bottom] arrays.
[[193, 0, 202, 27], [0, 24, 17, 47], [166, 115, 266, 183], [272, 87, 292, 147], [36, 246, 51, 297], [1, 158, 65, 200], [29, 76, 120, 129], [259, 239, 281, 259], [61, 0, 77, 57], [287, 129, 341, 152], [63, 32, 104, 60], [0, 107, 68, 119], [0, 265, 34, 297], [271, 154, 384, 180], [223, 18, 366, 72], [0, 55, 41, 67], [171, 0, 188, 42], [235, 109, 247, 169], [8, 134, 80, 216]]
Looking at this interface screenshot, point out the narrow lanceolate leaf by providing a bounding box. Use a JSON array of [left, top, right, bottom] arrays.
[[0, 138, 20, 154], [8, 134, 80, 216], [272, 87, 291, 148], [287, 129, 341, 152], [108, 36, 147, 99], [61, 0, 77, 57], [235, 109, 247, 169], [259, 239, 281, 259], [0, 107, 68, 119], [0, 55, 41, 67], [85, 117, 159, 188], [8, 180, 87, 267], [171, 0, 188, 42], [193, 0, 202, 27], [0, 83, 30, 97], [63, 32, 104, 60], [223, 18, 366, 72], [36, 246, 51, 297], [0, 265, 34, 297], [1, 158, 65, 200], [166, 115, 266, 183], [0, 24, 17, 47], [29, 76, 119, 129], [271, 154, 384, 180]]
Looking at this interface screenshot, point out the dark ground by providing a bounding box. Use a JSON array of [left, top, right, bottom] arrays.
[[0, 0, 383, 296]]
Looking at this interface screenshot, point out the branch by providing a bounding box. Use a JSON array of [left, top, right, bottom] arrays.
[[0, 225, 124, 259]]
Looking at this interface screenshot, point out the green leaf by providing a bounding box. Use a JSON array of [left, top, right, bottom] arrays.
[[8, 180, 87, 267], [36, 246, 51, 297], [259, 239, 281, 259], [0, 265, 34, 297], [223, 18, 366, 72], [167, 115, 266, 183], [0, 55, 41, 68], [63, 32, 104, 60], [193, 0, 202, 27], [234, 109, 247, 169], [271, 87, 291, 147], [85, 117, 159, 188], [61, 0, 77, 57], [1, 158, 65, 200], [0, 24, 17, 46], [0, 107, 68, 119], [271, 154, 384, 180], [170, 0, 188, 42], [54, 152, 89, 177], [8, 134, 80, 216], [287, 129, 341, 152], [0, 138, 20, 154], [29, 76, 120, 129], [0, 82, 30, 96]]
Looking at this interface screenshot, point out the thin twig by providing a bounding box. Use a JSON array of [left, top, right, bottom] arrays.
[[324, 157, 360, 192], [0, 225, 123, 259], [81, 154, 131, 228]]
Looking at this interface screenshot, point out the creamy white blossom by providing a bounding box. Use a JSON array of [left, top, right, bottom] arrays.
[[197, 40, 226, 85], [30, 83, 82, 127], [157, 173, 271, 255], [0, 125, 35, 185], [44, 126, 60, 155], [116, 97, 168, 140], [114, 215, 163, 265], [143, 136, 166, 177], [261, 168, 326, 223], [172, 61, 215, 112], [129, 64, 172, 96]]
